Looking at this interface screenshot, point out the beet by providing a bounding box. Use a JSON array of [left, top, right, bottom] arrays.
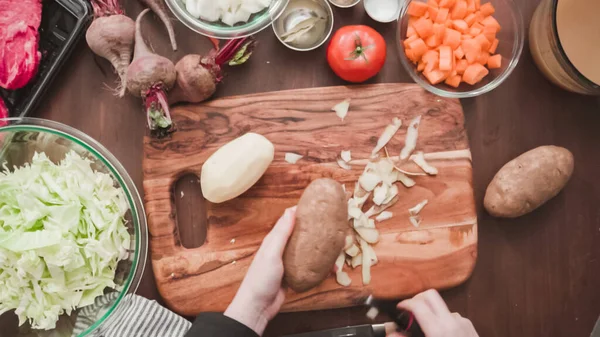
[[169, 37, 257, 105], [127, 9, 176, 138]]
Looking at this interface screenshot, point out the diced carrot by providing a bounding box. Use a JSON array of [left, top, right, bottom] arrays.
[[472, 22, 484, 30], [414, 17, 434, 38], [424, 11, 430, 19], [445, 19, 454, 28], [428, 5, 439, 20], [461, 38, 482, 63], [454, 46, 465, 59], [407, 25, 417, 37], [408, 38, 429, 58], [475, 0, 480, 9], [426, 34, 441, 47], [427, 0, 439, 7], [405, 49, 418, 63], [408, 16, 418, 28], [469, 26, 482, 36], [450, 69, 458, 77], [464, 13, 476, 26], [482, 15, 501, 31], [475, 11, 486, 23], [479, 2, 495, 16], [476, 51, 490, 65], [425, 60, 438, 73], [408, 1, 430, 16], [422, 49, 439, 64], [483, 25, 497, 42], [439, 0, 456, 8], [439, 45, 453, 70], [417, 61, 426, 71], [489, 38, 499, 54], [433, 23, 446, 39], [452, 20, 469, 33], [461, 34, 473, 40], [462, 63, 489, 84], [443, 28, 462, 49], [424, 69, 447, 84], [435, 8, 449, 23], [487, 54, 502, 69], [403, 34, 419, 48], [445, 74, 462, 87], [456, 59, 469, 74], [474, 33, 491, 51], [451, 0, 468, 19], [466, 0, 476, 14]]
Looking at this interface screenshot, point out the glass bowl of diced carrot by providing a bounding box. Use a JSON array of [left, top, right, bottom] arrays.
[[396, 0, 524, 98]]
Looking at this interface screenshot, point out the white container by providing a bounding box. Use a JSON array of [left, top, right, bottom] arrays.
[[364, 0, 401, 23]]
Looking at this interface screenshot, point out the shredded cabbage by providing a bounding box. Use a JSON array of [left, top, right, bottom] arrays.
[[0, 151, 131, 330]]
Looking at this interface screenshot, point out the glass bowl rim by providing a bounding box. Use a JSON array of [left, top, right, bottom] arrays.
[[0, 117, 148, 337], [396, 0, 525, 98], [165, 0, 290, 39]]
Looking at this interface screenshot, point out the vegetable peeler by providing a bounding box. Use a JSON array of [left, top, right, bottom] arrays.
[[282, 296, 425, 337]]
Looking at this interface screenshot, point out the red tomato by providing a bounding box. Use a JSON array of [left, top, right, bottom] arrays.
[[327, 25, 387, 83]]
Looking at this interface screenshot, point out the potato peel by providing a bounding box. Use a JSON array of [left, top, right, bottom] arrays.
[[375, 211, 393, 222], [400, 115, 422, 160], [341, 150, 352, 163], [285, 152, 303, 164], [409, 199, 429, 216], [336, 271, 352, 286], [371, 118, 402, 155], [412, 152, 438, 175], [332, 99, 351, 121]]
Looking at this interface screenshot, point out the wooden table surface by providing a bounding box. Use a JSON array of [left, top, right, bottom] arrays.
[[35, 0, 599, 336]]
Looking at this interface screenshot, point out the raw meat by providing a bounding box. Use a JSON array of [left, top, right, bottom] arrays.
[[0, 98, 8, 126], [0, 0, 43, 90]]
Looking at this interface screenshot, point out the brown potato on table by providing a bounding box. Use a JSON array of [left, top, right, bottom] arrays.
[[283, 178, 348, 293], [484, 146, 574, 218]]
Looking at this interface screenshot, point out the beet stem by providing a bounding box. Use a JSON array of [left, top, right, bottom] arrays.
[[215, 37, 256, 66], [91, 0, 123, 17], [145, 84, 173, 138]]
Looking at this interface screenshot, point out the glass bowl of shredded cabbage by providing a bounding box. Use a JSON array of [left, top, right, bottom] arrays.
[[166, 0, 290, 39], [0, 118, 148, 337]]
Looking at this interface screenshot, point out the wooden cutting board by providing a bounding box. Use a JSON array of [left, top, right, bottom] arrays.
[[142, 83, 477, 316]]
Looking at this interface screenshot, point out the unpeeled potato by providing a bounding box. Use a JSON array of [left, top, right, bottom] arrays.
[[484, 146, 574, 218], [283, 178, 348, 293]]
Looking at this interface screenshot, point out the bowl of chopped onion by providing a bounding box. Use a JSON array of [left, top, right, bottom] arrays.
[[166, 0, 290, 39], [0, 118, 147, 337]]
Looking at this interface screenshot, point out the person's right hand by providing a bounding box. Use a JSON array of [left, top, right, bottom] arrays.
[[388, 289, 479, 337]]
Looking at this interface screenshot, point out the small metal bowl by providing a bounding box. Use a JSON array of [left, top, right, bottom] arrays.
[[328, 0, 361, 8], [364, 0, 400, 23], [273, 0, 334, 51]]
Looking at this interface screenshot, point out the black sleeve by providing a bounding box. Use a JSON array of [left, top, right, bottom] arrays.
[[185, 312, 259, 337]]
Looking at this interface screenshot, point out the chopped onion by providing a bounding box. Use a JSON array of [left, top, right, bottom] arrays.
[[336, 271, 352, 286], [371, 118, 402, 155], [359, 172, 382, 192], [341, 150, 352, 163], [332, 99, 351, 121], [337, 158, 352, 170], [409, 199, 429, 216], [285, 152, 303, 164], [412, 152, 438, 175], [409, 216, 422, 228], [376, 211, 393, 222], [356, 227, 379, 244], [399, 115, 422, 160]]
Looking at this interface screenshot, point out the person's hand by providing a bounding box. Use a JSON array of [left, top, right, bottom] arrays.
[[388, 289, 479, 337], [224, 207, 296, 336]]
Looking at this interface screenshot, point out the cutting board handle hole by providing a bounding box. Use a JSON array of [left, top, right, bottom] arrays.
[[173, 173, 207, 249]]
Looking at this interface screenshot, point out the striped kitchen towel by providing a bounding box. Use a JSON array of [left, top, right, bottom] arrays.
[[73, 293, 191, 337]]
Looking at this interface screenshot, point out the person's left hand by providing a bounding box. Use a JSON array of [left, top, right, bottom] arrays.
[[224, 206, 296, 336]]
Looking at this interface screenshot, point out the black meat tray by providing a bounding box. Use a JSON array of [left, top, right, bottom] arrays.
[[1, 0, 92, 118]]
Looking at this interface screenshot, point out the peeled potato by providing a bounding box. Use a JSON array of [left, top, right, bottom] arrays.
[[484, 146, 574, 218], [201, 133, 274, 203]]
